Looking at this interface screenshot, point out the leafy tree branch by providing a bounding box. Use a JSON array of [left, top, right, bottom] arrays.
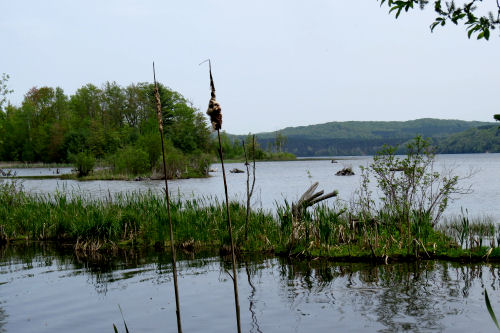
[[379, 0, 500, 40]]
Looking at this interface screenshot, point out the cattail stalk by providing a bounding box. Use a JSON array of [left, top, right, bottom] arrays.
[[153, 62, 182, 333], [203, 59, 242, 333]]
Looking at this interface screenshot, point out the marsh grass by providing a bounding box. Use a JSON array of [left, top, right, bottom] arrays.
[[438, 212, 498, 249], [59, 161, 210, 181], [0, 162, 73, 168], [1, 181, 498, 261], [0, 182, 282, 251]]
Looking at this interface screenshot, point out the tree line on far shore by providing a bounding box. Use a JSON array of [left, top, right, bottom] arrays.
[[0, 80, 216, 177], [0, 76, 295, 177]]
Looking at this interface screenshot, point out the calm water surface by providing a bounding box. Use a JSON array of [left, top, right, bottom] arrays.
[[1, 244, 500, 332], [3, 153, 500, 221]]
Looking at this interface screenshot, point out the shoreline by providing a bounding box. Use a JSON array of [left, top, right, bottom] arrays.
[[2, 239, 499, 264]]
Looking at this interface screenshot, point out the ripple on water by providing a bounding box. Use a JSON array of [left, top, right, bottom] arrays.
[[1, 246, 500, 332]]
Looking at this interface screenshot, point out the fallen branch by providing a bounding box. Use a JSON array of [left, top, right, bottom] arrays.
[[290, 182, 338, 245], [292, 182, 338, 221]]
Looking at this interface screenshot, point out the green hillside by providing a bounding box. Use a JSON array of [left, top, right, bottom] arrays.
[[236, 118, 497, 156], [437, 125, 500, 153]]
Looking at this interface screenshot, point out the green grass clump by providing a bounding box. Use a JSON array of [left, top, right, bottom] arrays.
[[0, 181, 282, 251]]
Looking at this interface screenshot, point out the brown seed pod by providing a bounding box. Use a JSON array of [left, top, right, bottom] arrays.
[[207, 96, 222, 130], [154, 86, 163, 132], [204, 60, 222, 131]]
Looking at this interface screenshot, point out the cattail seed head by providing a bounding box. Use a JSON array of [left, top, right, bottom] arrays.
[[154, 86, 163, 132], [207, 96, 222, 131]]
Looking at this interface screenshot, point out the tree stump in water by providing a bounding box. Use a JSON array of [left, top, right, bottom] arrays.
[[335, 167, 355, 176]]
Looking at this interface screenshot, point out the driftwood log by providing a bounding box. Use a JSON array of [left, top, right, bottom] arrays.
[[290, 182, 338, 244], [292, 182, 338, 221]]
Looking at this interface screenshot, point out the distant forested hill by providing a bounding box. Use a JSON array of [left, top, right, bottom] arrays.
[[436, 125, 500, 153], [234, 119, 498, 156]]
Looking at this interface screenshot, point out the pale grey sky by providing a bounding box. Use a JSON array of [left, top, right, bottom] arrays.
[[1, 1, 499, 134]]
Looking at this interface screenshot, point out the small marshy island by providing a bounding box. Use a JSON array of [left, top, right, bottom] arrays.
[[1, 137, 498, 263]]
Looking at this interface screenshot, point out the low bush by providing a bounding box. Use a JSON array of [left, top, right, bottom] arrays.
[[71, 151, 95, 177]]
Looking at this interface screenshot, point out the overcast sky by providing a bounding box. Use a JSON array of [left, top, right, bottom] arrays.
[[1, 1, 499, 134]]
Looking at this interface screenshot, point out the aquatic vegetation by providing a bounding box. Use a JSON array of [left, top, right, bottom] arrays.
[[203, 59, 241, 333], [0, 180, 497, 262], [0, 136, 496, 263], [154, 63, 182, 333], [485, 289, 500, 331], [113, 305, 130, 333], [438, 212, 497, 249]]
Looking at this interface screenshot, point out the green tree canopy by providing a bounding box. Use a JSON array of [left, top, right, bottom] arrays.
[[0, 81, 211, 166], [0, 73, 13, 112], [0, 73, 13, 146], [380, 0, 500, 40]]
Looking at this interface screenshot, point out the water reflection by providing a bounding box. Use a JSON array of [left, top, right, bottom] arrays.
[[1, 243, 499, 332]]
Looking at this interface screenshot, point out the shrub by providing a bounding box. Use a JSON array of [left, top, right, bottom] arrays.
[[110, 146, 149, 175], [355, 136, 472, 250], [72, 151, 95, 177]]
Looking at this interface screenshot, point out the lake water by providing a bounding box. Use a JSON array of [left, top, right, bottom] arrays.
[[3, 153, 500, 221], [1, 243, 499, 332], [2, 154, 500, 332]]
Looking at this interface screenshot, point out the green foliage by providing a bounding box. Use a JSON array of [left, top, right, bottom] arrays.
[[71, 151, 95, 177], [217, 131, 295, 160], [137, 131, 161, 169], [0, 184, 282, 251], [0, 74, 13, 148], [485, 289, 500, 331], [349, 136, 472, 254], [379, 0, 500, 40], [109, 146, 150, 175], [0, 73, 13, 112], [366, 136, 465, 226], [0, 180, 494, 261], [438, 212, 497, 249], [0, 81, 212, 178]]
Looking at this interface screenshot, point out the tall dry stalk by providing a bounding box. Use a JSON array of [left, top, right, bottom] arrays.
[[203, 59, 242, 333], [153, 62, 182, 333], [243, 135, 256, 241]]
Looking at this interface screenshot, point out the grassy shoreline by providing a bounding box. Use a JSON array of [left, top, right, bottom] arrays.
[[0, 162, 74, 168], [1, 168, 210, 181], [1, 182, 499, 263]]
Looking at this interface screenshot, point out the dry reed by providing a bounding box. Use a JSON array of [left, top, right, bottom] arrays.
[[153, 62, 182, 333], [203, 59, 242, 333]]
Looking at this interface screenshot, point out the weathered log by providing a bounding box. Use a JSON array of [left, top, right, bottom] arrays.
[[292, 182, 338, 221], [289, 182, 339, 246]]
